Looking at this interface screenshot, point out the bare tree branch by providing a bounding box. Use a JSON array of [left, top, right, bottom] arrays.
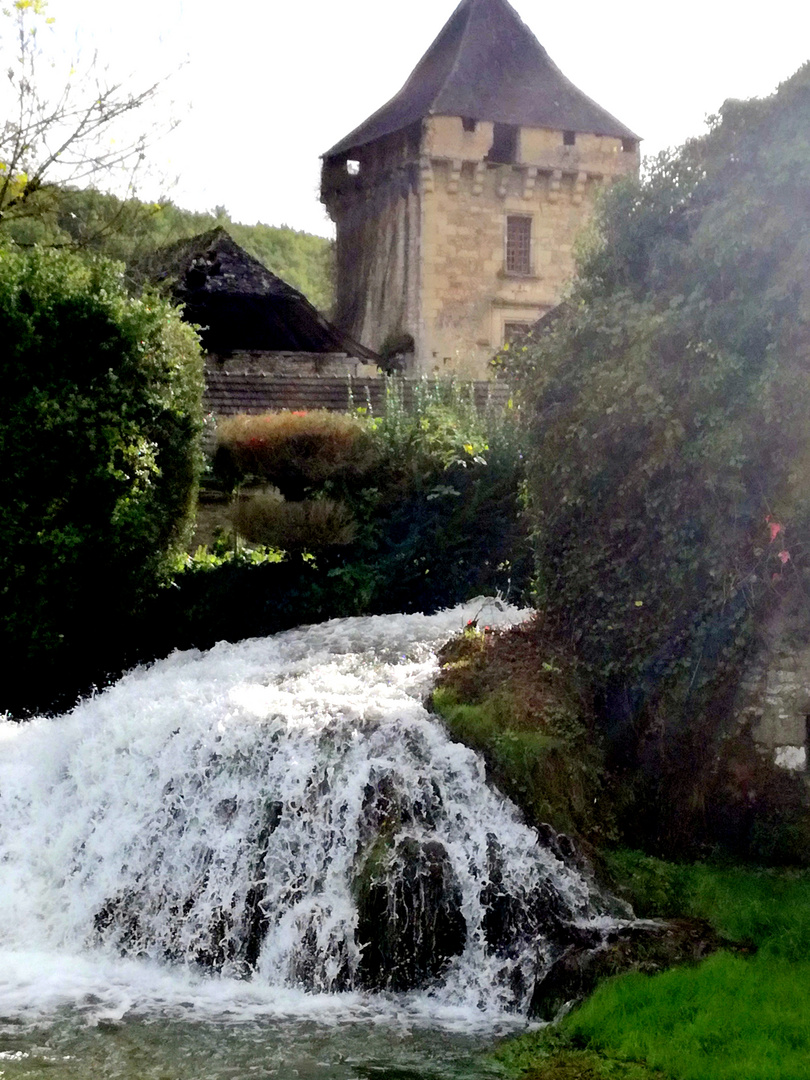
[[0, 1, 171, 226]]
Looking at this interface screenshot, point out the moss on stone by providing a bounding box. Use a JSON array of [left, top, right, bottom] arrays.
[[430, 621, 618, 847]]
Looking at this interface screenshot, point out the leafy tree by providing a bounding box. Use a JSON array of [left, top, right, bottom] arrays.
[[4, 188, 336, 312], [513, 63, 810, 712], [0, 0, 166, 232], [0, 246, 204, 714]]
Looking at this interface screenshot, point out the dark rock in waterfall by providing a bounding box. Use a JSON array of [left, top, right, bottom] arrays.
[[355, 836, 466, 991], [238, 799, 283, 972], [93, 889, 144, 955], [480, 833, 572, 960], [529, 918, 738, 1021]]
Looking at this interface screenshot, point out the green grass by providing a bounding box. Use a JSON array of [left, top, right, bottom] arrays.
[[431, 684, 610, 842], [565, 953, 810, 1080], [604, 851, 810, 960], [494, 855, 810, 1080]]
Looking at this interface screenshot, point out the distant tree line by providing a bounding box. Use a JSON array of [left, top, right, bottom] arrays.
[[3, 187, 336, 313]]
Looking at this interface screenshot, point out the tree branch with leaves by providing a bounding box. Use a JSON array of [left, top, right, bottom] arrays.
[[0, 0, 170, 234]]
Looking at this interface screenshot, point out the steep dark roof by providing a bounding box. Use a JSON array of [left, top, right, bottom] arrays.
[[140, 228, 377, 360], [325, 0, 637, 158]]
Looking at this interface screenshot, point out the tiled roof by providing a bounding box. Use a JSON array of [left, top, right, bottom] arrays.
[[325, 0, 637, 158], [204, 372, 511, 416]]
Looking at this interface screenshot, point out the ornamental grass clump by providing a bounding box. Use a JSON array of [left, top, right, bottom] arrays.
[[231, 491, 358, 549], [214, 410, 377, 498]]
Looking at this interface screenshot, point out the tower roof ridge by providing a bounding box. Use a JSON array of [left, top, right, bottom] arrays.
[[323, 0, 637, 159]]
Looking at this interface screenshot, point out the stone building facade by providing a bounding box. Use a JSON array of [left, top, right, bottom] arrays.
[[321, 0, 639, 378]]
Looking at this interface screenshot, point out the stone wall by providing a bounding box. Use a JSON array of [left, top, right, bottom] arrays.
[[419, 116, 638, 378], [206, 351, 376, 379], [733, 599, 810, 773]]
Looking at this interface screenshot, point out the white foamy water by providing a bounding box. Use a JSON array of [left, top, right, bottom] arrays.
[[0, 599, 608, 1032]]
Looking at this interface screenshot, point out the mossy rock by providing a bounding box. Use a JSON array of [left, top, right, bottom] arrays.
[[354, 836, 466, 991]]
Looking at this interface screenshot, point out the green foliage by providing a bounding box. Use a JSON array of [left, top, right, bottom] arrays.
[[4, 188, 336, 312], [364, 377, 493, 479], [143, 547, 359, 657], [0, 246, 204, 715], [515, 65, 810, 707], [606, 851, 810, 960], [497, 858, 810, 1080], [204, 385, 530, 621]]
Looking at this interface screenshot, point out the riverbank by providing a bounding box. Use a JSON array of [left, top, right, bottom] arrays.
[[429, 622, 810, 1078], [492, 854, 810, 1079]]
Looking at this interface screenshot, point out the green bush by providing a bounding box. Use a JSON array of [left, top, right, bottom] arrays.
[[500, 66, 810, 857], [0, 246, 204, 715]]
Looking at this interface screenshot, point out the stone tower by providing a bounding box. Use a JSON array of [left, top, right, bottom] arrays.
[[321, 0, 639, 377]]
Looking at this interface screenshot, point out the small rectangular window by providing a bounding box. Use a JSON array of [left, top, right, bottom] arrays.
[[487, 123, 519, 163], [563, 130, 576, 146], [505, 216, 532, 275], [622, 138, 637, 153], [462, 116, 477, 132], [504, 322, 531, 345]]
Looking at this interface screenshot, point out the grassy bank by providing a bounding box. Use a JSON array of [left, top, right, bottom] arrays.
[[494, 855, 810, 1080]]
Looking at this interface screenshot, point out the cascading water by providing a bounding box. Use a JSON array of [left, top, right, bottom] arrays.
[[0, 600, 626, 1075]]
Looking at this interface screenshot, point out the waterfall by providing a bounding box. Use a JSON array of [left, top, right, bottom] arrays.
[[0, 600, 619, 1028]]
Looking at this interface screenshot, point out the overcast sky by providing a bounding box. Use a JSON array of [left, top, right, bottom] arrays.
[[40, 0, 810, 237]]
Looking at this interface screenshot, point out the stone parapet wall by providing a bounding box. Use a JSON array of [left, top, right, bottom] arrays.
[[206, 351, 376, 378]]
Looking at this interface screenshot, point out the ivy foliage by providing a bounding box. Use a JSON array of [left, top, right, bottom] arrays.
[[513, 64, 810, 699], [0, 246, 204, 713]]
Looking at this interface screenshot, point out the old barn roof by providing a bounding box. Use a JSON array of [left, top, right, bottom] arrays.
[[140, 228, 377, 360], [325, 0, 637, 158]]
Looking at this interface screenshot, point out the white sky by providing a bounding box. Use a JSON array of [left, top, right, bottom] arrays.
[[36, 0, 810, 237]]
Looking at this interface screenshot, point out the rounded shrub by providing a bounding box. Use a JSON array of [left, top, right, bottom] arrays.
[[0, 246, 204, 714]]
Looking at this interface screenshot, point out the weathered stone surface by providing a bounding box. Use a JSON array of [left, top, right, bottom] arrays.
[[733, 595, 810, 774]]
